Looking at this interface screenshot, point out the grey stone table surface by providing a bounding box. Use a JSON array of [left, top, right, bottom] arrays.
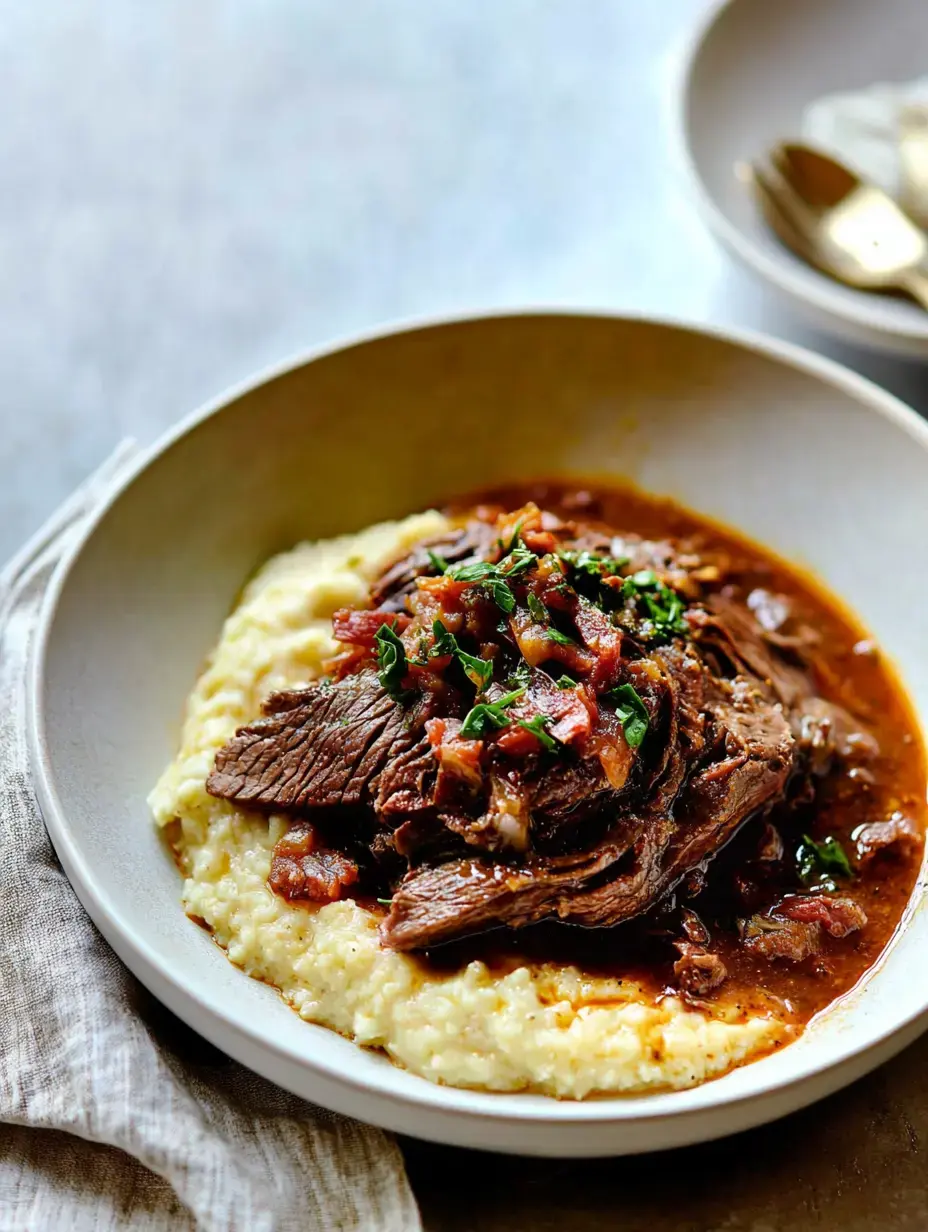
[[3, 1, 927, 1228]]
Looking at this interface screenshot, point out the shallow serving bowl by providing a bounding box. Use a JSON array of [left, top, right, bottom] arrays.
[[29, 312, 928, 1156], [680, 0, 928, 357]]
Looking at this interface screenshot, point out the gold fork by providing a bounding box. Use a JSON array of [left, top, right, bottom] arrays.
[[746, 143, 928, 310]]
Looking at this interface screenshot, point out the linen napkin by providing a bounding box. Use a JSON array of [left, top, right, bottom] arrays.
[[802, 75, 928, 201], [0, 447, 421, 1232]]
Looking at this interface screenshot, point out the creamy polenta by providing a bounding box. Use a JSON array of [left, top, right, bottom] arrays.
[[149, 513, 792, 1098]]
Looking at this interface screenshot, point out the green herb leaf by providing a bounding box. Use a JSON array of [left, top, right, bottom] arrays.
[[447, 553, 525, 614], [527, 592, 548, 624], [499, 519, 525, 554], [374, 623, 411, 702], [427, 548, 449, 573], [555, 674, 576, 689], [559, 549, 629, 579], [430, 618, 456, 657], [487, 578, 516, 613], [457, 649, 494, 691], [546, 628, 575, 646], [631, 569, 658, 587], [605, 683, 650, 748], [796, 834, 854, 889], [460, 687, 525, 739], [429, 619, 494, 690], [508, 660, 533, 689], [376, 897, 393, 906], [446, 560, 494, 583], [518, 714, 559, 752], [499, 545, 537, 577], [619, 570, 688, 642]]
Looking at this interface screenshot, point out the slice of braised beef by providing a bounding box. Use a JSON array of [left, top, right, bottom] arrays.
[[206, 671, 442, 813]]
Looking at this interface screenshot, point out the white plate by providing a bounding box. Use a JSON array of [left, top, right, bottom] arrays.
[[29, 312, 928, 1155], [679, 0, 928, 357]]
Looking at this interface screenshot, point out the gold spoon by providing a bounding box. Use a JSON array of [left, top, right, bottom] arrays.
[[750, 142, 928, 310]]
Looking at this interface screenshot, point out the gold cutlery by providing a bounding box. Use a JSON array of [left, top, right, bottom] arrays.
[[746, 142, 928, 310], [899, 102, 928, 231]]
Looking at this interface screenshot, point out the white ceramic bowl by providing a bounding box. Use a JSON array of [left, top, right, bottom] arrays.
[[680, 0, 928, 358], [29, 312, 928, 1156]]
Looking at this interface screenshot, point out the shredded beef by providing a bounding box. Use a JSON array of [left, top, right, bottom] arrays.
[[206, 500, 895, 978], [854, 813, 921, 866], [673, 943, 728, 997]]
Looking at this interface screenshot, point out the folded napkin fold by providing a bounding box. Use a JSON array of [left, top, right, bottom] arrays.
[[0, 448, 420, 1232], [802, 74, 928, 201]]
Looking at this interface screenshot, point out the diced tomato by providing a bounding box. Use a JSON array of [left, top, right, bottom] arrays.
[[332, 608, 410, 647], [428, 718, 484, 791], [415, 574, 471, 606], [496, 502, 543, 548], [522, 530, 557, 555], [496, 725, 543, 757]]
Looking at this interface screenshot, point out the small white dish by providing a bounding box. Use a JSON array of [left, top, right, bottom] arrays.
[[28, 312, 928, 1155], [679, 0, 928, 357]]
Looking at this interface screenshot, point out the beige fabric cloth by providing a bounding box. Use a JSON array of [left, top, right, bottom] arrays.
[[0, 449, 421, 1232]]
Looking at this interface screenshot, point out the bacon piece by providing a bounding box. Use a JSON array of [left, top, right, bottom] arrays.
[[741, 894, 867, 962], [268, 822, 359, 904], [332, 608, 410, 647], [779, 894, 868, 938]]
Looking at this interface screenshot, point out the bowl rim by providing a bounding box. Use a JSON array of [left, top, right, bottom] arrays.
[[27, 307, 928, 1130], [675, 0, 928, 352]]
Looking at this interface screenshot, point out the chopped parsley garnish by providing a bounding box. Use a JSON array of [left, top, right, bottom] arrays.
[[546, 627, 575, 646], [605, 683, 650, 748], [427, 548, 449, 573], [620, 570, 688, 642], [460, 687, 525, 739], [374, 623, 411, 702], [446, 560, 496, 583], [559, 549, 629, 579], [508, 659, 533, 689], [430, 619, 456, 657], [498, 544, 537, 577], [518, 714, 559, 752], [796, 834, 853, 891], [555, 674, 576, 689], [444, 556, 529, 614], [430, 619, 494, 690], [443, 545, 536, 615], [487, 578, 516, 613], [527, 592, 548, 624]]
